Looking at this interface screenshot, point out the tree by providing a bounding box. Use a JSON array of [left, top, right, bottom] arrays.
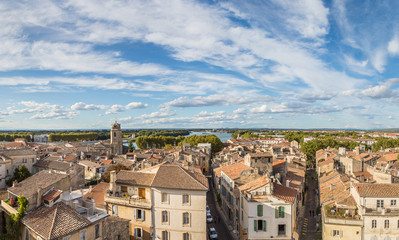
[[6, 165, 31, 187], [180, 134, 223, 156], [128, 141, 135, 152], [164, 144, 173, 150], [102, 164, 129, 182]]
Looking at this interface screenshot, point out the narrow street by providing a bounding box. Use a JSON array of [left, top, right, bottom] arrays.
[[300, 169, 318, 240], [206, 177, 234, 240]]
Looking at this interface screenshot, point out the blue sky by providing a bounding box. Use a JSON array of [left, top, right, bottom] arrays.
[[1, 0, 399, 129]]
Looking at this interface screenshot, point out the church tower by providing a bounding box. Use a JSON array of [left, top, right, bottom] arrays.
[[110, 121, 123, 155]]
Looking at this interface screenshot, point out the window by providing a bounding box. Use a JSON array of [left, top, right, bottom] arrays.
[[397, 219, 399, 228], [183, 194, 190, 204], [392, 200, 397, 206], [162, 231, 169, 240], [183, 232, 190, 240], [385, 220, 389, 229], [112, 205, 118, 215], [80, 231, 86, 240], [257, 205, 263, 217], [372, 219, 377, 228], [183, 212, 190, 225], [135, 209, 145, 220], [332, 230, 342, 237], [95, 224, 100, 239], [162, 211, 168, 223], [278, 224, 286, 236], [253, 220, 266, 232], [134, 228, 142, 239], [275, 206, 285, 218], [377, 200, 384, 208], [162, 193, 168, 203]]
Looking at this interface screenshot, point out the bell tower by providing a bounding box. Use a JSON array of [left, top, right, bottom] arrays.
[[110, 121, 123, 155]]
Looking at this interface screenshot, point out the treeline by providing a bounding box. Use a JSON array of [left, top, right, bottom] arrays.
[[49, 133, 99, 142], [231, 130, 259, 139], [0, 133, 32, 142], [284, 131, 360, 144], [136, 129, 190, 137], [372, 138, 399, 152], [179, 134, 223, 155], [301, 138, 365, 164], [135, 136, 185, 150]]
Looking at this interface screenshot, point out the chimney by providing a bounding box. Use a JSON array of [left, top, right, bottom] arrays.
[[286, 180, 290, 188], [12, 180, 18, 188], [37, 186, 43, 207], [110, 170, 117, 196]]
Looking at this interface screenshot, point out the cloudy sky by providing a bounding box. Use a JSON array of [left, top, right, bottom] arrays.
[[1, 0, 399, 129]]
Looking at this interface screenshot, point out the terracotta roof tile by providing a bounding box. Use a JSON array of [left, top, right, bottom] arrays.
[[221, 162, 252, 180], [22, 202, 91, 240], [238, 175, 269, 192], [353, 183, 399, 197], [272, 183, 297, 203], [116, 171, 155, 187], [42, 189, 63, 202]]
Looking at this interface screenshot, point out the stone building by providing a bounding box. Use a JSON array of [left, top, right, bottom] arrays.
[[111, 121, 123, 155]]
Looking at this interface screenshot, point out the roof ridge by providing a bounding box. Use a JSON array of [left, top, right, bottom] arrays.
[[172, 164, 208, 190], [48, 204, 59, 239]]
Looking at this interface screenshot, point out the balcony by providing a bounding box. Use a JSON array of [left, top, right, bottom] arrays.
[[1, 200, 18, 215], [104, 192, 151, 209], [364, 207, 399, 216]]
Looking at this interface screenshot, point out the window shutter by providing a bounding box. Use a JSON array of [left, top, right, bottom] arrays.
[[134, 228, 137, 237], [281, 207, 285, 218], [254, 220, 257, 231], [263, 220, 266, 231], [275, 207, 278, 218], [134, 209, 137, 219], [142, 210, 145, 220], [257, 205, 263, 217]]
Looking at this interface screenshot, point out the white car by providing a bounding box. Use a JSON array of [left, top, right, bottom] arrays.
[[206, 212, 213, 223], [206, 205, 211, 214], [209, 227, 218, 239]]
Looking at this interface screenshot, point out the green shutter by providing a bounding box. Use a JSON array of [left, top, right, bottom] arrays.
[[275, 207, 278, 218], [254, 220, 257, 231], [281, 207, 285, 218], [263, 220, 266, 231], [257, 205, 263, 217]]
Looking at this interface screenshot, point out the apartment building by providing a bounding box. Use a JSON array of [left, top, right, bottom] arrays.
[[239, 175, 297, 240], [105, 162, 208, 240]]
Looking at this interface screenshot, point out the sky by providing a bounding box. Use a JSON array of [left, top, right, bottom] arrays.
[[1, 0, 399, 130]]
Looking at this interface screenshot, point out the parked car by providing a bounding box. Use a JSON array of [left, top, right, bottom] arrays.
[[206, 212, 213, 223], [209, 227, 218, 239], [206, 205, 211, 214]]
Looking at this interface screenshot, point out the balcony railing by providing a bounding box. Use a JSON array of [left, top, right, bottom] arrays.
[[1, 200, 18, 215], [104, 192, 151, 209]]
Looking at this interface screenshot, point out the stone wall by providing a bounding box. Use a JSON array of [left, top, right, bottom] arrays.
[[103, 216, 130, 240]]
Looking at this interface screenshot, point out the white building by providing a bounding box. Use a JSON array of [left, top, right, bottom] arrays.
[[106, 162, 208, 240], [351, 183, 399, 240], [239, 176, 297, 240], [34, 134, 49, 143]]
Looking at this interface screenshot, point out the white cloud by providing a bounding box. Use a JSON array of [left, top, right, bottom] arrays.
[[388, 35, 399, 55], [360, 78, 399, 99], [105, 105, 125, 115], [137, 111, 176, 119], [126, 102, 148, 109], [163, 95, 259, 108], [71, 102, 107, 111]]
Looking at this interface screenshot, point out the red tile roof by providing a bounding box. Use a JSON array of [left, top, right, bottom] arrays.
[[238, 175, 269, 192], [84, 182, 110, 206], [221, 162, 252, 180], [272, 183, 297, 203], [22, 202, 91, 240], [353, 183, 399, 197], [42, 189, 63, 202]]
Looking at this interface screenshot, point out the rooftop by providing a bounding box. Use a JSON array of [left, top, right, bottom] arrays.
[[8, 171, 68, 197], [221, 162, 252, 180], [22, 202, 91, 240], [353, 183, 399, 198]]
